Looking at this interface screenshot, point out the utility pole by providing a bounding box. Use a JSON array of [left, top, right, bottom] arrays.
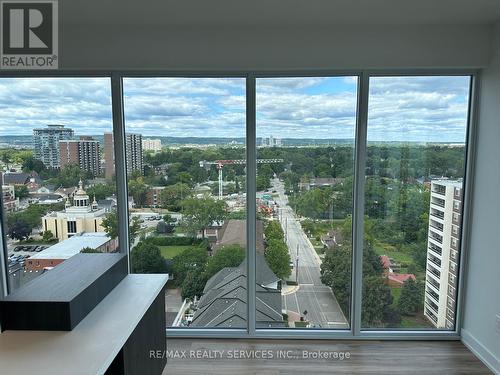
[[295, 244, 299, 284]]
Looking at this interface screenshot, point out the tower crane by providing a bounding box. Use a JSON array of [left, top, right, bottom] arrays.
[[199, 158, 284, 198]]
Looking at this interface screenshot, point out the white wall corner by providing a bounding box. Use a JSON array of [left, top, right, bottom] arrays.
[[461, 329, 500, 375]]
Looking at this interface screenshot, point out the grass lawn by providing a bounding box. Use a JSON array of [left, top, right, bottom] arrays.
[[159, 245, 191, 259], [301, 219, 345, 237], [399, 314, 433, 329], [373, 240, 413, 264], [390, 287, 402, 308]]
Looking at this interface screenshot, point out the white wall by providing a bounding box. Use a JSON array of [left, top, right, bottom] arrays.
[[462, 23, 500, 375], [60, 25, 492, 70], [5, 7, 500, 369]]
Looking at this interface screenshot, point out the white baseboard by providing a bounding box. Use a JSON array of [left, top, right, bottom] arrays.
[[462, 329, 500, 375]]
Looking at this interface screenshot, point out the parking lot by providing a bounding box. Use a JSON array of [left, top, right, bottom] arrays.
[[7, 245, 49, 271]]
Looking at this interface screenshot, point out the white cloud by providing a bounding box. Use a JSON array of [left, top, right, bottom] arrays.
[[0, 76, 471, 142], [366, 77, 470, 142], [256, 77, 329, 93]]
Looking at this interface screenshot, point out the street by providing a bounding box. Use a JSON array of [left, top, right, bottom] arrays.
[[272, 179, 349, 329]]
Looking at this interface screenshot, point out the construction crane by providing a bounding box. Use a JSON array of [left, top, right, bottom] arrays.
[[199, 159, 284, 198]]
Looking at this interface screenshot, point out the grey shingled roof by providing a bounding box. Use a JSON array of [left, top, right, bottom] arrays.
[[3, 172, 30, 185], [2, 171, 42, 186], [190, 252, 284, 328]]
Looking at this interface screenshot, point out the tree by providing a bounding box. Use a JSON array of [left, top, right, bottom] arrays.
[[7, 219, 31, 241], [171, 246, 208, 286], [265, 239, 291, 280], [179, 197, 227, 237], [42, 230, 54, 242], [361, 241, 392, 327], [181, 270, 208, 300], [101, 211, 118, 240], [177, 171, 194, 187], [81, 247, 102, 253], [204, 245, 245, 279], [129, 216, 141, 245], [264, 220, 284, 241], [290, 187, 334, 220], [320, 217, 392, 326], [131, 241, 168, 273], [256, 174, 271, 191], [22, 155, 46, 174], [157, 214, 176, 233], [178, 244, 246, 300], [101, 211, 140, 246], [398, 278, 424, 315], [156, 220, 174, 234], [0, 150, 12, 169], [160, 183, 191, 211], [320, 245, 352, 319], [128, 178, 148, 207], [14, 185, 29, 199], [53, 164, 90, 187], [163, 214, 176, 224], [280, 171, 300, 193], [362, 275, 392, 326], [383, 306, 402, 326], [86, 184, 116, 201], [7, 204, 46, 232]]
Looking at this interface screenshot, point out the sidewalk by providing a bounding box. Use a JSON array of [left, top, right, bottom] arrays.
[[282, 284, 299, 295]]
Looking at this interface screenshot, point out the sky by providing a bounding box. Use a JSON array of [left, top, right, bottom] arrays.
[[0, 75, 470, 142]]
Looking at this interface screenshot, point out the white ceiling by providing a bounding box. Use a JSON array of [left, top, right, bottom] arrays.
[[62, 0, 500, 27]]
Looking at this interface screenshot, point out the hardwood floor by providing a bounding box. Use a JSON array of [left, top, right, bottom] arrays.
[[163, 338, 493, 375]]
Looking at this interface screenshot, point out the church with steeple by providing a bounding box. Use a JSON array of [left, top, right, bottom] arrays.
[[42, 180, 109, 241]]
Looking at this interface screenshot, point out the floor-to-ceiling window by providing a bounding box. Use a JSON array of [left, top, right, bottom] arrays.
[[0, 77, 118, 292], [361, 75, 471, 331], [0, 72, 474, 337], [122, 77, 247, 329], [255, 76, 358, 329]]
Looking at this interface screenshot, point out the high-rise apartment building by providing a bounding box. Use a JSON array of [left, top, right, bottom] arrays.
[[424, 180, 463, 329], [261, 135, 282, 147], [126, 133, 144, 176], [142, 138, 162, 152], [33, 125, 74, 168], [59, 136, 101, 177], [104, 133, 143, 179]]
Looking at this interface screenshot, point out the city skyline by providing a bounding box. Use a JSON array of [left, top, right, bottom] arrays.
[[0, 76, 470, 142]]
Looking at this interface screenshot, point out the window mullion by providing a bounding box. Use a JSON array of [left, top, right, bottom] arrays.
[[352, 72, 369, 336], [111, 74, 131, 272], [246, 75, 257, 336]]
